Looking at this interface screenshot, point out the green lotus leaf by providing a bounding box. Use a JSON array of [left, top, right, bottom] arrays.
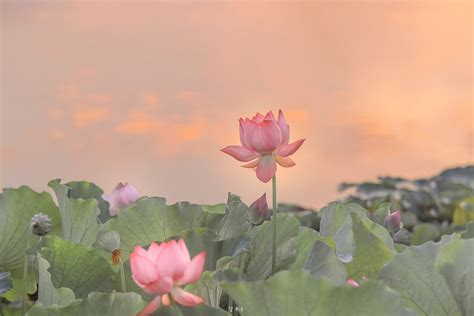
[[154, 304, 229, 316], [302, 240, 347, 285], [27, 292, 145, 316], [103, 194, 251, 261], [461, 222, 474, 239], [38, 236, 114, 299], [63, 180, 111, 224], [345, 210, 395, 278], [222, 270, 414, 316], [319, 202, 356, 262], [410, 223, 440, 245], [103, 197, 203, 259], [245, 214, 301, 281], [0, 186, 61, 299], [48, 179, 100, 246], [319, 202, 395, 278], [289, 226, 318, 270], [378, 237, 461, 315], [435, 238, 474, 315], [37, 257, 75, 308]]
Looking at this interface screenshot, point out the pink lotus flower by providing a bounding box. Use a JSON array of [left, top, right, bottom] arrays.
[[102, 182, 140, 216], [248, 193, 271, 225], [221, 110, 305, 183], [384, 210, 401, 233], [130, 239, 206, 315]]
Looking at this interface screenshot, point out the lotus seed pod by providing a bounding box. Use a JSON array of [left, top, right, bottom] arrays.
[[97, 231, 121, 253], [31, 213, 52, 236]]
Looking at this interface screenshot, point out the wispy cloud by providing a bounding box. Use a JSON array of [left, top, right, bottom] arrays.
[[74, 106, 110, 128], [49, 128, 65, 142]]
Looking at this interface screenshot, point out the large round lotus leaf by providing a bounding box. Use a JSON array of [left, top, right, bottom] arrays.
[[245, 213, 301, 281], [38, 236, 115, 299], [378, 238, 461, 315], [435, 238, 474, 315], [0, 186, 61, 299], [63, 180, 111, 224], [410, 223, 440, 245], [222, 270, 414, 316], [26, 292, 146, 316], [48, 179, 100, 246]]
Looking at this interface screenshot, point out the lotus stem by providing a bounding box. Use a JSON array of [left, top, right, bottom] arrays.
[[271, 175, 277, 274], [119, 258, 127, 293], [21, 223, 33, 315]]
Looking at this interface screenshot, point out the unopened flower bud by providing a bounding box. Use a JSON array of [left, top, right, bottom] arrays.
[[102, 182, 140, 216], [247, 193, 270, 225], [346, 278, 360, 287], [385, 210, 402, 233], [31, 213, 52, 236]]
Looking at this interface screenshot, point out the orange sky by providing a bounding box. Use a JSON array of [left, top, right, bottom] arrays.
[[1, 1, 473, 208]]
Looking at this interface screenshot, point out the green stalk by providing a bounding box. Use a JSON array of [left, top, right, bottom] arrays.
[[21, 224, 33, 315], [119, 258, 127, 293], [271, 175, 277, 274]]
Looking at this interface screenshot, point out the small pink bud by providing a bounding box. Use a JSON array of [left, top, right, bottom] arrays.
[[346, 278, 360, 287], [248, 193, 271, 225], [385, 211, 402, 233]]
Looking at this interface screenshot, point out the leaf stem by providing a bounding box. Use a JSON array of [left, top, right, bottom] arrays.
[[271, 175, 277, 274], [119, 258, 127, 293], [21, 223, 33, 315]]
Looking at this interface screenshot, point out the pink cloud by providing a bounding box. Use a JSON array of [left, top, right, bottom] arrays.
[[47, 107, 64, 121], [74, 106, 110, 128], [49, 128, 65, 142]]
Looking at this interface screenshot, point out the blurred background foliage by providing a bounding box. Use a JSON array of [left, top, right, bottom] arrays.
[[280, 165, 474, 245]]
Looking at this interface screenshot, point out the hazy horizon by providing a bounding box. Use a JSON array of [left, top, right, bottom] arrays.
[[1, 1, 472, 209]]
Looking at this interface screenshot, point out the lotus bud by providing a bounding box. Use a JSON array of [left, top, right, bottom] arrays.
[[102, 182, 140, 216], [31, 213, 52, 236], [248, 193, 270, 225], [346, 278, 360, 287], [385, 210, 402, 233]]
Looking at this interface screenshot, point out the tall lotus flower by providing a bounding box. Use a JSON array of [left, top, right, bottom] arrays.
[[248, 193, 271, 225], [130, 239, 206, 316], [102, 182, 140, 216], [221, 110, 305, 183]]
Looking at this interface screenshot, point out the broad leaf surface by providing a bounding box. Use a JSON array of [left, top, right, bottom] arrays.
[[435, 238, 474, 315], [27, 292, 145, 316], [222, 270, 414, 316], [38, 236, 114, 299], [37, 257, 75, 308], [378, 239, 461, 315], [48, 180, 100, 246], [245, 214, 300, 280]]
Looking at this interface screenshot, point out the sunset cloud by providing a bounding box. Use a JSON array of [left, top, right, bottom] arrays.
[[2, 1, 472, 208], [47, 107, 64, 121], [74, 106, 110, 128], [49, 128, 65, 142], [140, 93, 160, 109], [115, 111, 205, 140]]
